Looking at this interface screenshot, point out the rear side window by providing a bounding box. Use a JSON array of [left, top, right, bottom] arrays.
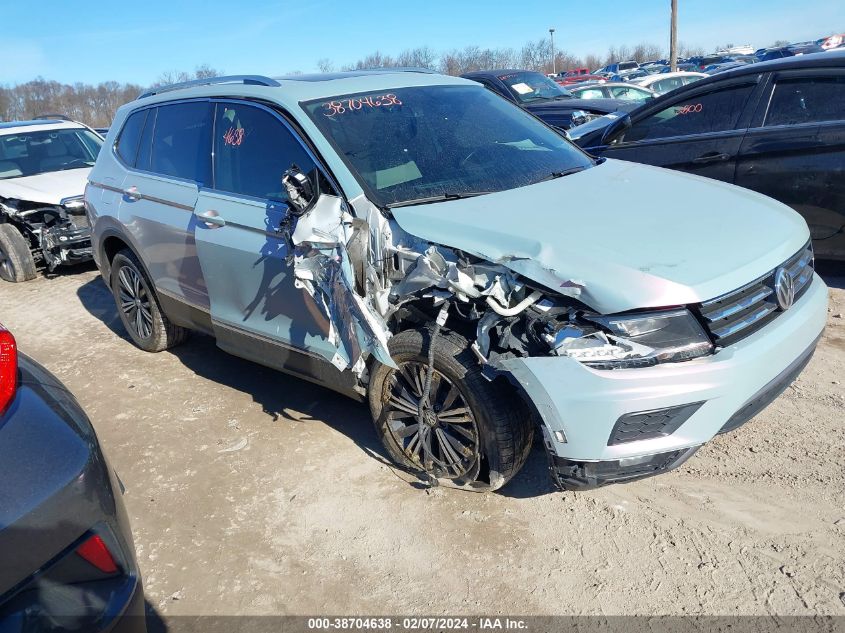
[[609, 86, 649, 101], [136, 108, 156, 171], [623, 84, 755, 142], [149, 102, 213, 184], [654, 77, 686, 93], [212, 103, 314, 201], [116, 110, 147, 166], [766, 76, 845, 126], [577, 88, 605, 99]]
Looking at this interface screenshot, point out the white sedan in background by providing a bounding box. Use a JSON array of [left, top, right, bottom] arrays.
[[633, 71, 707, 95]]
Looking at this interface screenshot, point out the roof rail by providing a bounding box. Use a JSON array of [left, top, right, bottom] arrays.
[[34, 113, 74, 121], [138, 75, 281, 100], [357, 67, 436, 74]]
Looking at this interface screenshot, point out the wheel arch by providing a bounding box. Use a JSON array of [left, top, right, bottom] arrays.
[[95, 226, 155, 291]]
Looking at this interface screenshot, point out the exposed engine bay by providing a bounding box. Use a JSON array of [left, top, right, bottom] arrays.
[[280, 188, 601, 385], [277, 180, 716, 400], [0, 196, 93, 271]]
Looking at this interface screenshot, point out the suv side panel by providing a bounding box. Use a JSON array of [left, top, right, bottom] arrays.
[[194, 100, 344, 365], [117, 101, 213, 310]]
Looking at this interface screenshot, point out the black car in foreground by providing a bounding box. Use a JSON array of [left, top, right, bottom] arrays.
[[461, 69, 638, 130], [570, 50, 845, 260], [0, 324, 145, 632]]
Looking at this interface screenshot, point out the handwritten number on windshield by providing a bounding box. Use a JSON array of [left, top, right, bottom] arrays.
[[323, 94, 403, 117]]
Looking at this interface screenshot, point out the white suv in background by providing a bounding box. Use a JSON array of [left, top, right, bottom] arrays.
[[0, 117, 102, 282]]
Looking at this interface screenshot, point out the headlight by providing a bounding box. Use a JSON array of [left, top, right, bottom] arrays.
[[61, 196, 85, 211], [551, 309, 713, 369]]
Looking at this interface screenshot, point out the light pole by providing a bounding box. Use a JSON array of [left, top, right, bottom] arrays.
[[670, 0, 678, 71], [549, 28, 556, 74]]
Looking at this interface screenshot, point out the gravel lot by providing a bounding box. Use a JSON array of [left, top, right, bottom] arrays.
[[1, 263, 843, 618]]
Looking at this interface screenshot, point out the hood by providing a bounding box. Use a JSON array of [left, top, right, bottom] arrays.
[[524, 97, 630, 114], [390, 160, 809, 314], [0, 168, 91, 205]]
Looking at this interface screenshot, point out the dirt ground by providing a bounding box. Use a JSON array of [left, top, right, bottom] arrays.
[[1, 262, 843, 618]]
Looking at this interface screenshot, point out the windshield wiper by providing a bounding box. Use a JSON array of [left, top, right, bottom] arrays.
[[60, 162, 95, 171], [386, 191, 492, 209], [534, 166, 589, 184]]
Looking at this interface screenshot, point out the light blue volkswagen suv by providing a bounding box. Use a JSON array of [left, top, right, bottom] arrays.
[[84, 71, 827, 491]]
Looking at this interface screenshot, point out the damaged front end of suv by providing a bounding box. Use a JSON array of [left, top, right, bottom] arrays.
[[282, 180, 720, 491], [281, 79, 826, 492]]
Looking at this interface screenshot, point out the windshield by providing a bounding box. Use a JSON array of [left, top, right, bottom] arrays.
[[0, 128, 102, 179], [497, 71, 571, 103], [303, 85, 594, 208]]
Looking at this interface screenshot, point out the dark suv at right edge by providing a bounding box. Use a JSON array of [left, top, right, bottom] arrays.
[[570, 50, 845, 260]]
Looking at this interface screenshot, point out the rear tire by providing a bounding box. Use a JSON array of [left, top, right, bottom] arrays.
[[110, 249, 188, 352], [368, 327, 533, 491], [0, 224, 37, 283]]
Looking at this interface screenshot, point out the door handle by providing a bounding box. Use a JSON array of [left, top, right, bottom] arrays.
[[692, 152, 731, 164], [195, 209, 225, 228], [122, 186, 141, 201]]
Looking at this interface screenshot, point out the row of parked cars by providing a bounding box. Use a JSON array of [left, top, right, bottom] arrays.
[[552, 34, 845, 101], [559, 33, 844, 86], [0, 48, 841, 631]]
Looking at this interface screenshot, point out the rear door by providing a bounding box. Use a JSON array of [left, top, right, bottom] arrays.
[[735, 69, 845, 259], [117, 101, 213, 310], [598, 77, 762, 183], [193, 100, 341, 370]]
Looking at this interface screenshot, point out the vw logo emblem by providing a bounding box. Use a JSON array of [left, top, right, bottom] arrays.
[[774, 267, 796, 311]]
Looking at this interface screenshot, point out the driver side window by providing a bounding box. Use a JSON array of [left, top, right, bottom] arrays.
[[620, 84, 755, 143], [212, 103, 316, 201]]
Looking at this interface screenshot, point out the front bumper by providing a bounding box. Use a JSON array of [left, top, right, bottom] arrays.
[[42, 224, 93, 269], [503, 273, 828, 488]]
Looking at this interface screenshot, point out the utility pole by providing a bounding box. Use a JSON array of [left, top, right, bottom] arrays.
[[549, 28, 556, 74], [670, 0, 678, 71]]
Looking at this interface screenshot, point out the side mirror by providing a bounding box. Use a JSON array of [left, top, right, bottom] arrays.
[[282, 165, 317, 216], [600, 112, 632, 146]]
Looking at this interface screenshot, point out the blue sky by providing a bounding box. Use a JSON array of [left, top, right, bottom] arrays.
[[2, 0, 843, 86]]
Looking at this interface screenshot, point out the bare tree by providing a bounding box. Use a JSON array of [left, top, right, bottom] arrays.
[[193, 64, 220, 79], [317, 58, 335, 73], [584, 53, 603, 71], [678, 42, 705, 58], [396, 46, 438, 70], [520, 38, 552, 72], [0, 77, 143, 127], [152, 65, 223, 88], [632, 42, 664, 63], [0, 66, 220, 127], [341, 51, 398, 70]]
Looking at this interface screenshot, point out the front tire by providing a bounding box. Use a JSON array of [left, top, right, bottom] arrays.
[[110, 249, 188, 352], [368, 327, 533, 491], [0, 224, 37, 283]]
